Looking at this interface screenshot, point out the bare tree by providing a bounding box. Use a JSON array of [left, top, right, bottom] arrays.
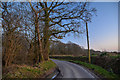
[[36, 2, 96, 60], [2, 2, 30, 67]]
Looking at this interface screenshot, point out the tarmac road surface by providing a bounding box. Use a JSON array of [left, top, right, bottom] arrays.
[[52, 59, 97, 78]]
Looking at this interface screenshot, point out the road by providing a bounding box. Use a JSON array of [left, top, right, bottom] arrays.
[[52, 59, 97, 78]]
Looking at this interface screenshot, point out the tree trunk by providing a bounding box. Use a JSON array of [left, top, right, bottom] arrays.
[[33, 28, 39, 64], [35, 13, 44, 62], [4, 35, 12, 67], [29, 2, 44, 63], [43, 10, 50, 60], [43, 39, 50, 60]]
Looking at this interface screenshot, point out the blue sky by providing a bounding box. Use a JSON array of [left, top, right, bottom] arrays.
[[60, 2, 118, 52]]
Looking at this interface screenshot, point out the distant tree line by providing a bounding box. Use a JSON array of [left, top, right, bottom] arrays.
[[49, 40, 102, 56], [50, 41, 86, 56]]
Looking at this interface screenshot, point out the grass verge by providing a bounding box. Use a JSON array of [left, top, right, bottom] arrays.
[[3, 60, 56, 78], [69, 60, 119, 79]]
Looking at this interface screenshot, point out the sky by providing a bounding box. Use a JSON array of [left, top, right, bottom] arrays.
[[60, 2, 118, 52]]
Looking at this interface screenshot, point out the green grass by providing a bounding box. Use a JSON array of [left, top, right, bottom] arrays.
[[109, 55, 120, 59], [91, 54, 98, 57], [3, 60, 56, 78]]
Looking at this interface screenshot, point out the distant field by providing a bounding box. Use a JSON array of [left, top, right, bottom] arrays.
[[50, 54, 85, 56]]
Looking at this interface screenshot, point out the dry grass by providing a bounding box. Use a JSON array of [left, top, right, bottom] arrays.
[[2, 60, 56, 78]]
